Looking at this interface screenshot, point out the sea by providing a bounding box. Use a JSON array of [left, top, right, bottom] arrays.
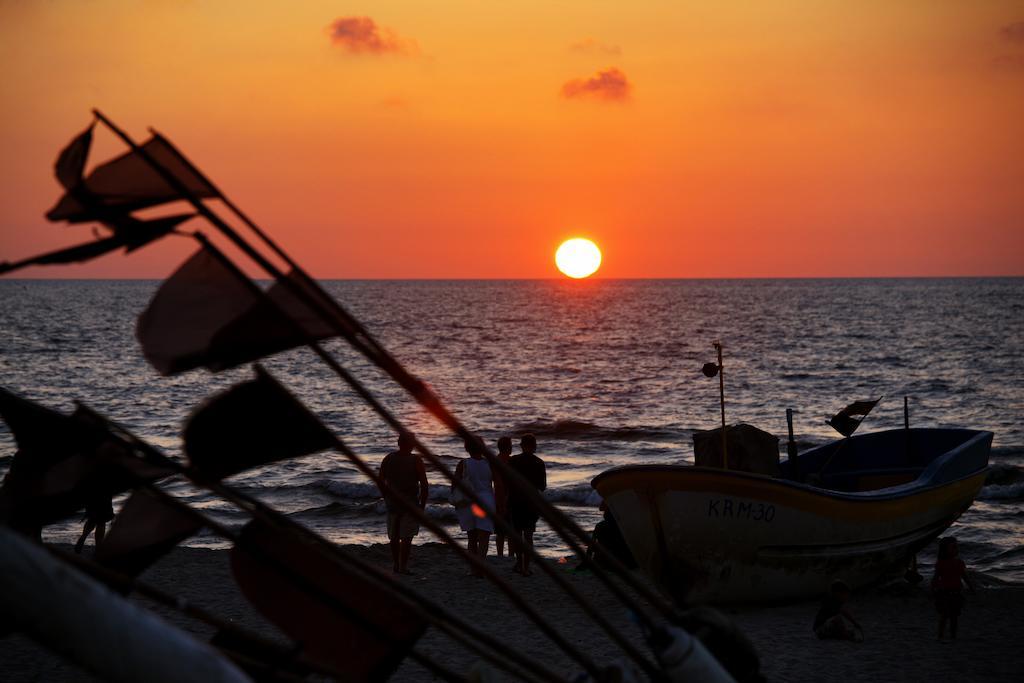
[[1, 278, 1022, 583]]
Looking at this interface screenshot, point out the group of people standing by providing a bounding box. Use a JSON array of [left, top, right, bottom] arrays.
[[377, 432, 547, 576], [453, 434, 547, 577]]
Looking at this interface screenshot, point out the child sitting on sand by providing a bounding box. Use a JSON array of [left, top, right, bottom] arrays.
[[932, 536, 975, 642], [813, 580, 863, 641]]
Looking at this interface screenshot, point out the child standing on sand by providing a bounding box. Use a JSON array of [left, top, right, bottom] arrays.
[[932, 536, 975, 641]]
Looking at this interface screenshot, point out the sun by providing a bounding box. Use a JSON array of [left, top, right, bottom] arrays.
[[555, 238, 602, 279]]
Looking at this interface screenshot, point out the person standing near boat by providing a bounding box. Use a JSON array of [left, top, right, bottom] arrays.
[[454, 437, 495, 576], [508, 434, 547, 577], [932, 536, 975, 641], [378, 432, 429, 575], [492, 436, 514, 559]]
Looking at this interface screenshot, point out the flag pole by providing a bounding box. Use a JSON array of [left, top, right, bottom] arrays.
[[79, 400, 578, 683], [188, 232, 659, 677], [134, 483, 464, 683], [49, 547, 337, 682], [93, 113, 678, 652], [147, 127, 679, 621], [93, 112, 676, 622]]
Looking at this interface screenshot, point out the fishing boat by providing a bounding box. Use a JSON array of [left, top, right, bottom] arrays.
[[591, 425, 992, 603]]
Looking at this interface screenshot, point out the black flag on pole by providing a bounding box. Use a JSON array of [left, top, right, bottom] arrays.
[[0, 214, 195, 276], [0, 389, 172, 532], [136, 247, 336, 376], [96, 488, 205, 579], [827, 398, 881, 437], [47, 135, 218, 223], [54, 124, 95, 191], [1, 123, 205, 277], [183, 366, 335, 481], [230, 518, 425, 682]]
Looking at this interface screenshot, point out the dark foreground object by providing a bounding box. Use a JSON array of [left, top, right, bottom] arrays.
[[1, 544, 1020, 682]]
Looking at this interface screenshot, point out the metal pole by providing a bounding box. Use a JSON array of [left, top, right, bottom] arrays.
[[904, 395, 911, 461], [714, 341, 728, 469], [786, 408, 799, 482]]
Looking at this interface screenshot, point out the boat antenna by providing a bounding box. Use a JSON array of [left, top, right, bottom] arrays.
[[786, 408, 800, 482], [702, 341, 728, 469], [904, 395, 911, 461]]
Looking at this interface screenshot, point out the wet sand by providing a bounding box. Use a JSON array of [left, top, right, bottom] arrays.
[[1, 543, 1020, 682]]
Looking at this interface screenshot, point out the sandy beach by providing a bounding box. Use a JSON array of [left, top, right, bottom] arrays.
[[1, 542, 1020, 682]]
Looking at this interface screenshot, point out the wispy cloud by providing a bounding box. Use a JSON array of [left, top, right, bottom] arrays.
[[379, 96, 412, 110], [561, 68, 631, 102], [992, 53, 1024, 72], [326, 16, 416, 55], [569, 38, 622, 56], [999, 21, 1024, 44]]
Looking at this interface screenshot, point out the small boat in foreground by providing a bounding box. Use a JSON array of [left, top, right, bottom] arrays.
[[591, 426, 992, 603]]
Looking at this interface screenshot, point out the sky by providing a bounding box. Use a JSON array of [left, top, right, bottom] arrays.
[[1, 1, 1022, 279]]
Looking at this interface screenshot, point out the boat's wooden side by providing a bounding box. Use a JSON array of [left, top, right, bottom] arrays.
[[592, 429, 992, 603]]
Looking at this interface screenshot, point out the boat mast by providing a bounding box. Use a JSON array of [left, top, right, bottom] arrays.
[[714, 341, 728, 469], [701, 341, 728, 469], [787, 408, 799, 481]]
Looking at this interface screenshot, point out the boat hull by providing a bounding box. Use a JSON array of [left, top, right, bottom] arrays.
[[591, 429, 991, 603]]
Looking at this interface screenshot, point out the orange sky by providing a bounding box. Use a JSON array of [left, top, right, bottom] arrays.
[[1, 1, 1022, 278]]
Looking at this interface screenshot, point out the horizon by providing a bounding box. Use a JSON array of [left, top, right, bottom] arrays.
[[2, 2, 1023, 279], [3, 274, 1024, 282]]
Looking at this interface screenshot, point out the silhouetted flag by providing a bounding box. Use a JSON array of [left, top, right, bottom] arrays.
[[136, 247, 336, 376], [828, 398, 881, 437], [47, 136, 217, 223], [0, 214, 195, 276], [96, 488, 205, 579], [0, 387, 94, 534], [231, 518, 425, 682], [183, 367, 335, 481], [0, 388, 173, 532], [54, 124, 95, 190]]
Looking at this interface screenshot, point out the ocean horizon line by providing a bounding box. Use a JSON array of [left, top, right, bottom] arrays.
[[2, 274, 1023, 283]]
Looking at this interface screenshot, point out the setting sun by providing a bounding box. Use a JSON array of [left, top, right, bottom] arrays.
[[555, 238, 602, 279]]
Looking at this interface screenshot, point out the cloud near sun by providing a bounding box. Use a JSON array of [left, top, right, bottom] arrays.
[[561, 68, 631, 102], [326, 16, 416, 56], [569, 38, 622, 56]]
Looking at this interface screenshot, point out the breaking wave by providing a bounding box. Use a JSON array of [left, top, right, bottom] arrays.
[[979, 483, 1024, 502], [979, 463, 1024, 501], [290, 500, 458, 523], [985, 463, 1024, 486], [512, 419, 683, 442], [263, 477, 605, 509]]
